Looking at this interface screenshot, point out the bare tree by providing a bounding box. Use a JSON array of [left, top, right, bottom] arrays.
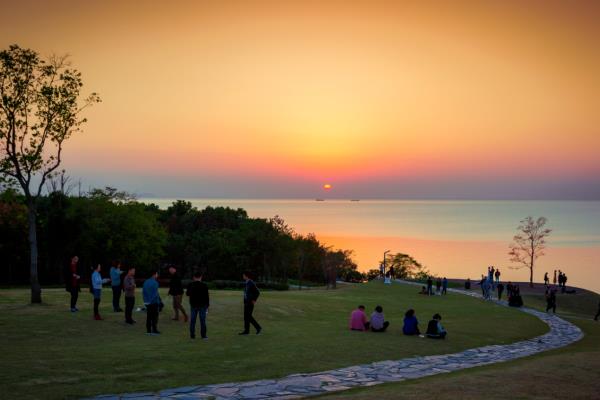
[[508, 216, 551, 287], [45, 170, 77, 195], [0, 45, 100, 303]]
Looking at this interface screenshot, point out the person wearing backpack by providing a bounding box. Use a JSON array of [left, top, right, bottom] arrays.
[[239, 271, 262, 335]]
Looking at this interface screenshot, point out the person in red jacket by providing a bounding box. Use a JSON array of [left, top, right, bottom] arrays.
[[65, 256, 81, 312]]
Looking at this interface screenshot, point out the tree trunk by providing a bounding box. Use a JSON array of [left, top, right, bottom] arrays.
[[529, 250, 534, 288], [27, 202, 42, 303]]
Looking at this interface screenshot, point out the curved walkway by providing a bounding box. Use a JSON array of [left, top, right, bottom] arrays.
[[89, 281, 583, 400]]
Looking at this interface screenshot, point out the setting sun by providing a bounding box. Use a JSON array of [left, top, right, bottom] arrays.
[[323, 183, 332, 190]]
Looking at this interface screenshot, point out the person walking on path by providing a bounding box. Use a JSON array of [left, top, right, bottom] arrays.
[[240, 271, 262, 335], [427, 277, 433, 296], [497, 282, 505, 300], [110, 261, 123, 312], [187, 271, 210, 339], [482, 279, 492, 300], [91, 264, 110, 320], [546, 286, 557, 313], [544, 272, 549, 286], [168, 266, 188, 322], [370, 306, 389, 332], [123, 267, 136, 324], [143, 271, 161, 335], [442, 277, 448, 295], [65, 256, 81, 312]]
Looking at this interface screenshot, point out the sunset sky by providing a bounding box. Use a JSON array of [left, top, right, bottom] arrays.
[[2, 0, 599, 199]]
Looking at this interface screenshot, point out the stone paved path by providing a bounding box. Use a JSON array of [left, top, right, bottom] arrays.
[[88, 281, 583, 400]]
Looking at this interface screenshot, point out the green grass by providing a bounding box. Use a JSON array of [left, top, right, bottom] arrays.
[[0, 281, 547, 399], [320, 288, 600, 400]]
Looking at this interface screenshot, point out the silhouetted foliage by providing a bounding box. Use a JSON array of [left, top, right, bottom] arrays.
[[0, 192, 362, 289], [0, 45, 100, 302]]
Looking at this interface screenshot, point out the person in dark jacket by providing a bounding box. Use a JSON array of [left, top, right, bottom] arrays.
[[65, 256, 81, 312], [239, 271, 262, 335], [187, 271, 210, 339], [595, 300, 600, 321], [497, 282, 505, 300], [546, 286, 557, 313], [426, 313, 447, 339], [426, 277, 433, 296], [168, 266, 188, 322]]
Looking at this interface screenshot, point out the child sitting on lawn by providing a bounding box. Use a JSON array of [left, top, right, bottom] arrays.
[[402, 308, 421, 335], [370, 305, 390, 332], [349, 305, 370, 331], [426, 313, 447, 339]]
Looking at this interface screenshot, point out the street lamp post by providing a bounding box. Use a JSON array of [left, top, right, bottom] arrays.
[[383, 249, 391, 276]]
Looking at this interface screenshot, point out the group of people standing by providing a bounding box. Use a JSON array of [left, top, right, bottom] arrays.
[[64, 256, 262, 339], [349, 305, 447, 339], [420, 277, 448, 296], [544, 270, 569, 293]]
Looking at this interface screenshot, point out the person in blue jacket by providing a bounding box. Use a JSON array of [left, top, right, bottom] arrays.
[[110, 261, 123, 312], [91, 264, 111, 320], [402, 309, 420, 335], [143, 270, 161, 335]]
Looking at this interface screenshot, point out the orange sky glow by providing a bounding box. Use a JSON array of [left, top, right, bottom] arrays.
[[2, 0, 599, 198]]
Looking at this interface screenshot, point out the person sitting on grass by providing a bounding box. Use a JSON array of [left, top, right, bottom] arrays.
[[418, 286, 427, 295], [402, 308, 420, 336], [370, 305, 390, 332], [426, 313, 447, 339], [90, 264, 111, 320], [349, 305, 369, 331]]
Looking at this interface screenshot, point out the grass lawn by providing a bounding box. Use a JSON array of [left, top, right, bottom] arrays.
[[0, 281, 547, 399], [320, 288, 600, 400]]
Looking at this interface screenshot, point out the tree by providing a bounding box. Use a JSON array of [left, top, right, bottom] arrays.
[[0, 45, 100, 303], [383, 252, 428, 279], [508, 216, 551, 287]]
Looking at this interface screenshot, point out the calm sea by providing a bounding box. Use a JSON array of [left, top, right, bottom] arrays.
[[141, 199, 600, 293]]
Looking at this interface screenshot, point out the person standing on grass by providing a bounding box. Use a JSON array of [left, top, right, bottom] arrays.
[[442, 277, 448, 295], [91, 264, 111, 320], [594, 301, 600, 321], [349, 305, 369, 331], [435, 277, 442, 295], [65, 256, 81, 312], [495, 268, 501, 284], [544, 272, 549, 286], [497, 282, 505, 300], [187, 271, 210, 339], [370, 306, 389, 332], [240, 271, 262, 335], [110, 261, 123, 312], [427, 277, 433, 296], [123, 267, 136, 324], [168, 266, 188, 322], [545, 286, 557, 313], [553, 270, 557, 285], [143, 270, 161, 335]]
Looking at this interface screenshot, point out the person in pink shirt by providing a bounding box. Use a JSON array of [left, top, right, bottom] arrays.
[[349, 305, 370, 331]]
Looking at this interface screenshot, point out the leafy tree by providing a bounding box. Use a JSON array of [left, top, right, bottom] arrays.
[[0, 45, 100, 302], [509, 216, 551, 287], [383, 252, 427, 279], [365, 269, 381, 281]]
